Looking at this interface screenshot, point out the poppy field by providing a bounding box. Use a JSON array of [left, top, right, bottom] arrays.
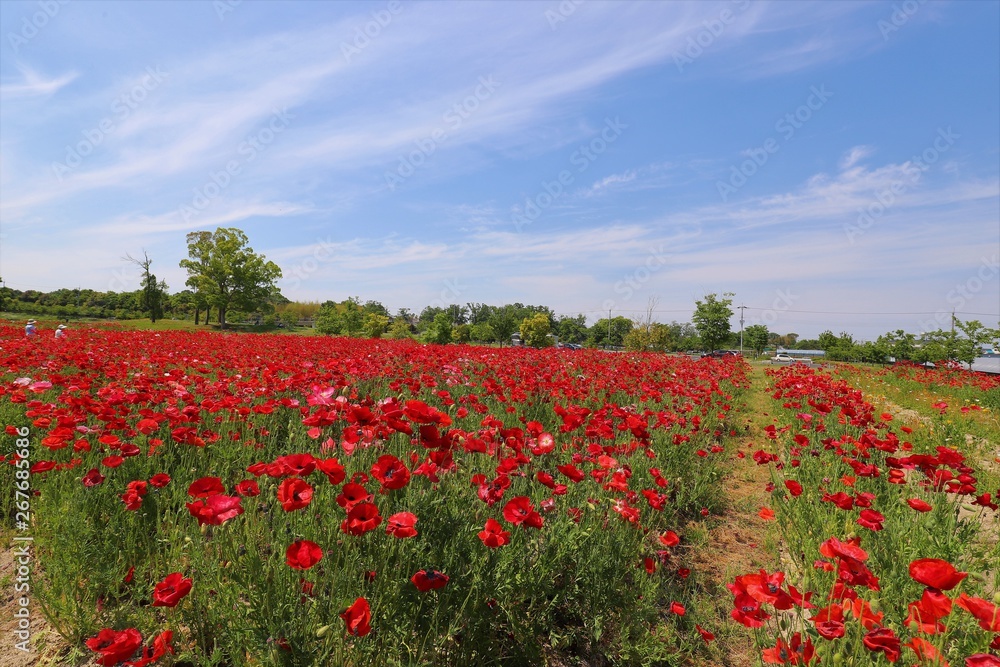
[[1, 324, 998, 666]]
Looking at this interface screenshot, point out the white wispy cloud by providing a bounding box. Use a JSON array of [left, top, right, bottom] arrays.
[[839, 145, 875, 169], [0, 65, 77, 98]]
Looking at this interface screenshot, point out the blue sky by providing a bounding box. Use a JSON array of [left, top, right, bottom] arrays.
[[1, 0, 997, 339]]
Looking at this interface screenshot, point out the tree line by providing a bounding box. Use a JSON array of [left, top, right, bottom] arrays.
[[2, 227, 996, 367]]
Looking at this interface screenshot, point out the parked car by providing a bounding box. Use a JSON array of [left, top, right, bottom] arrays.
[[770, 353, 795, 363], [701, 350, 738, 359]]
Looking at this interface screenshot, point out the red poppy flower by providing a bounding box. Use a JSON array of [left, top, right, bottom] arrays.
[[411, 569, 449, 592], [658, 530, 680, 547], [234, 479, 260, 497], [670, 601, 685, 616], [102, 455, 124, 468], [909, 558, 967, 591], [151, 572, 192, 607], [695, 624, 715, 643], [905, 587, 952, 634], [125, 629, 174, 667], [277, 477, 314, 512], [317, 457, 346, 486], [121, 489, 144, 511], [762, 633, 815, 665], [336, 482, 372, 511], [502, 496, 534, 525], [341, 502, 382, 536], [149, 473, 171, 488], [856, 509, 885, 531], [556, 463, 585, 483], [907, 498, 933, 512], [340, 597, 371, 637], [274, 452, 316, 477], [810, 603, 846, 640], [966, 655, 1000, 667], [83, 468, 106, 487], [862, 627, 901, 663], [186, 494, 243, 526], [478, 518, 510, 548], [850, 598, 883, 630], [730, 592, 770, 628], [86, 628, 143, 666], [784, 480, 803, 497], [187, 477, 225, 498], [955, 593, 1000, 631], [370, 454, 411, 491], [386, 512, 418, 539], [758, 507, 775, 521], [136, 418, 160, 435], [285, 540, 323, 570], [905, 637, 945, 666]]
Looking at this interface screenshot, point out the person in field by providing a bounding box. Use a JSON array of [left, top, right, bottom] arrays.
[[25, 320, 37, 337], [55, 324, 68, 339]]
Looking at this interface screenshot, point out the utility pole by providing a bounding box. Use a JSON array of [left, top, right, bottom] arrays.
[[608, 306, 612, 350], [738, 304, 746, 355]]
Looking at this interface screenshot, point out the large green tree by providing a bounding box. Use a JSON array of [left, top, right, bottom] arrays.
[[954, 319, 1000, 368], [488, 306, 517, 347], [520, 312, 553, 348], [744, 324, 769, 358], [589, 316, 633, 349], [623, 322, 675, 352], [692, 293, 734, 352], [876, 330, 916, 362], [428, 312, 454, 344], [315, 298, 364, 336], [179, 228, 281, 328], [556, 314, 588, 344]]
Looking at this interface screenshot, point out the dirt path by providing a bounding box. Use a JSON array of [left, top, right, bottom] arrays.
[[0, 531, 67, 667], [688, 365, 779, 667]]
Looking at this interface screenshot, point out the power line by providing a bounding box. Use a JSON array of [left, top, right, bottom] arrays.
[[742, 308, 1000, 317], [556, 307, 999, 317]]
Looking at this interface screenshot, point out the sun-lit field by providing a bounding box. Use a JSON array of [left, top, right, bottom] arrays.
[[1, 326, 997, 666]]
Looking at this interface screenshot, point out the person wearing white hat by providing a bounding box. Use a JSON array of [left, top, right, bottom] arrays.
[[55, 324, 68, 340], [25, 320, 37, 337]]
